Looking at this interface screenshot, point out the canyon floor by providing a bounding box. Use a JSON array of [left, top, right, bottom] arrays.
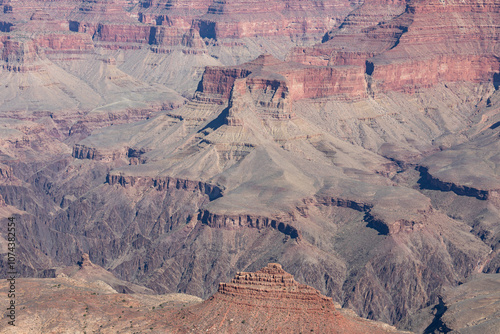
[[0, 0, 499, 333]]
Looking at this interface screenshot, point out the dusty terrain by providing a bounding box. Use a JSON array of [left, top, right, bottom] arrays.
[[0, 254, 203, 333], [0, 0, 499, 332]]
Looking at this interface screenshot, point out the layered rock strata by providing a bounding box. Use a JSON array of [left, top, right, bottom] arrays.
[[418, 166, 490, 200], [106, 174, 223, 200], [197, 54, 368, 102], [0, 10, 94, 72], [0, 0, 499, 331], [139, 0, 355, 42], [172, 263, 409, 333], [198, 210, 301, 239], [0, 262, 409, 333], [288, 0, 500, 95], [217, 263, 337, 306]]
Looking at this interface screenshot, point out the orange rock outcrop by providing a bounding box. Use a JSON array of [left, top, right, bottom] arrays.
[[170, 263, 408, 333]]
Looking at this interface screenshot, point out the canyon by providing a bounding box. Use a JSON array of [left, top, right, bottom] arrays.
[[0, 258, 410, 333], [0, 0, 499, 332]]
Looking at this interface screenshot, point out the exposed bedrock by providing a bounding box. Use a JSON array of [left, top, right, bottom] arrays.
[[51, 0, 362, 50], [198, 210, 301, 239], [198, 52, 498, 106], [72, 144, 128, 161], [94, 23, 151, 44], [139, 0, 354, 42], [417, 166, 490, 200], [364, 0, 500, 93], [285, 0, 500, 96], [0, 164, 12, 180], [0, 155, 491, 327], [402, 273, 500, 333], [0, 11, 94, 73], [368, 56, 500, 94], [216, 263, 334, 304], [197, 54, 368, 102], [0, 0, 499, 331], [196, 67, 252, 101], [303, 195, 426, 236], [345, 231, 487, 325], [68, 0, 144, 42], [106, 174, 223, 201]]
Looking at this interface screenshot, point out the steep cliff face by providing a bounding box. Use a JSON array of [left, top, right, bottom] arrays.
[[403, 273, 500, 333], [68, 0, 138, 33], [0, 10, 94, 73], [289, 0, 500, 95], [4, 48, 490, 328], [0, 0, 499, 331], [198, 54, 368, 101], [366, 0, 500, 93], [0, 7, 184, 119], [139, 0, 355, 41], [197, 0, 500, 101], [287, 0, 408, 66]]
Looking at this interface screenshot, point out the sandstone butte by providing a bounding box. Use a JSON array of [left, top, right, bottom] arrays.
[[0, 258, 410, 333], [169, 263, 410, 333]]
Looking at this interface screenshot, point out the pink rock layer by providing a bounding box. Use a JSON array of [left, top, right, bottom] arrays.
[[197, 54, 368, 103]]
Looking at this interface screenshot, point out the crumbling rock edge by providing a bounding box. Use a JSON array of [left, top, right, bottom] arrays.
[[417, 166, 491, 200]]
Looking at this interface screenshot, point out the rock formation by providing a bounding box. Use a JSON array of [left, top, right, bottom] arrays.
[[139, 0, 354, 42], [0, 0, 499, 332], [198, 54, 368, 101], [294, 0, 500, 94], [0, 261, 409, 333], [167, 263, 410, 333], [0, 255, 203, 333]]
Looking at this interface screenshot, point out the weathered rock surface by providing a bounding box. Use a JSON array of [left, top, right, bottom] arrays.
[[169, 263, 410, 333], [0, 6, 185, 124], [0, 0, 499, 332], [291, 0, 500, 95], [198, 54, 368, 101], [58, 253, 156, 294], [0, 262, 408, 333], [5, 58, 490, 328], [139, 0, 354, 42]]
